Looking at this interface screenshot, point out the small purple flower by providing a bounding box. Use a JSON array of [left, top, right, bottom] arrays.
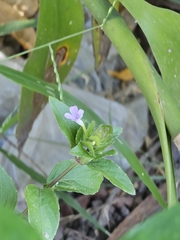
[[64, 106, 84, 126]]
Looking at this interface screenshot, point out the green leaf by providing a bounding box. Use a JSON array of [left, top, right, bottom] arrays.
[[0, 165, 17, 209], [81, 140, 95, 157], [0, 148, 45, 184], [25, 185, 59, 240], [83, 120, 96, 140], [75, 126, 84, 144], [59, 192, 110, 236], [0, 106, 18, 134], [47, 160, 103, 195], [70, 143, 92, 159], [119, 203, 180, 240], [0, 19, 37, 36], [88, 158, 135, 195], [119, 0, 179, 206], [120, 0, 180, 141], [0, 65, 59, 98], [112, 126, 123, 140], [0, 206, 41, 240], [95, 149, 117, 159], [91, 124, 113, 147], [49, 97, 80, 148], [17, 0, 84, 148]]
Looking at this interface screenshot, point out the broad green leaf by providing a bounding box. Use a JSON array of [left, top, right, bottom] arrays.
[[0, 19, 37, 36], [59, 192, 110, 236], [49, 97, 80, 148], [0, 165, 17, 209], [0, 148, 45, 184], [119, 203, 180, 240], [88, 158, 135, 195], [0, 206, 41, 240], [17, 0, 84, 148], [25, 185, 59, 240], [47, 160, 103, 195], [120, 0, 180, 144]]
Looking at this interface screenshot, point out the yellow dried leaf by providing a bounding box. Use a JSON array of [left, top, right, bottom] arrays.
[[108, 68, 134, 81]]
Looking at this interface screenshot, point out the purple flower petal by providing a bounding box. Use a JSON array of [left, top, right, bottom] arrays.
[[70, 106, 78, 115], [78, 109, 84, 118], [64, 113, 73, 120], [76, 119, 83, 126], [64, 105, 84, 127]]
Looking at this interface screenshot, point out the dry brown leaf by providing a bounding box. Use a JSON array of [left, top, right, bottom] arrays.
[[108, 68, 134, 81], [1, 0, 38, 18], [0, 0, 36, 50]]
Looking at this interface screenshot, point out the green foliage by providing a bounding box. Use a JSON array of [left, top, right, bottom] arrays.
[[59, 192, 110, 236], [0, 206, 41, 240], [119, 204, 180, 240], [88, 158, 135, 195], [48, 97, 134, 195], [25, 185, 59, 240], [70, 142, 93, 159], [0, 148, 109, 236], [72, 123, 119, 161], [0, 19, 37, 36], [0, 166, 17, 209], [0, 106, 18, 134], [47, 160, 103, 195], [119, 0, 180, 207], [0, 63, 164, 206], [82, 0, 174, 207], [49, 97, 80, 148], [2, 0, 180, 238], [120, 0, 180, 142], [0, 149, 46, 184], [0, 65, 59, 98], [17, 0, 84, 148]]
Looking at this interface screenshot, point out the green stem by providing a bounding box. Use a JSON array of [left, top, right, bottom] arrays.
[[161, 130, 177, 207], [45, 161, 78, 188], [21, 161, 78, 216], [0, 26, 100, 63]]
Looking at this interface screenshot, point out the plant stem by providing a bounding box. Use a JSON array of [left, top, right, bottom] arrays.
[[45, 161, 78, 188], [160, 130, 177, 207], [21, 161, 78, 216]]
